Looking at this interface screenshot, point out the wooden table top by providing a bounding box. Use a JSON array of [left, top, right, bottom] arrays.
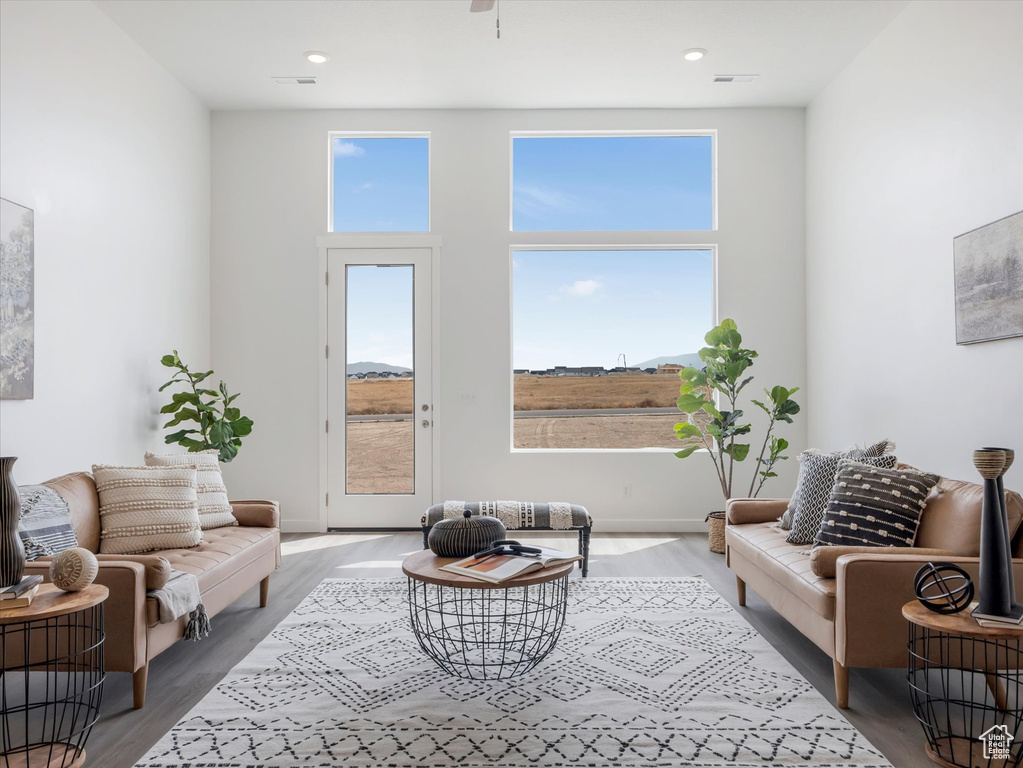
[[403, 549, 575, 590], [902, 600, 1023, 639], [0, 583, 108, 624]]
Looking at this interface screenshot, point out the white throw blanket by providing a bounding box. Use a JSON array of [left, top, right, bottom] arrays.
[[149, 570, 211, 640]]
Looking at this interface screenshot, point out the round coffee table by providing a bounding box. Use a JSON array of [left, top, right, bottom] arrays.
[[1, 583, 107, 768], [903, 601, 1022, 768], [403, 550, 573, 680]]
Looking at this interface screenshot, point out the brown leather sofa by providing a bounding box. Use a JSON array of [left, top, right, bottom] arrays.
[[23, 471, 281, 708], [725, 474, 1023, 709]]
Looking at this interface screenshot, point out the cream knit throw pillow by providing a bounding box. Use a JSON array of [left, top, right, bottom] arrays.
[[93, 465, 203, 554], [145, 450, 237, 530]]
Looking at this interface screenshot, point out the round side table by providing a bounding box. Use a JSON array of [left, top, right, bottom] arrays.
[[1, 583, 108, 768], [903, 601, 1022, 768], [403, 550, 573, 680]]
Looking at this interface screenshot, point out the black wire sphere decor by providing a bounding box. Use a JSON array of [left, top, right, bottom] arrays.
[[914, 562, 975, 615]]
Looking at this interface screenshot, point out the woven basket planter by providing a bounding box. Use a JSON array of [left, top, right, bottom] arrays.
[[706, 511, 726, 554]]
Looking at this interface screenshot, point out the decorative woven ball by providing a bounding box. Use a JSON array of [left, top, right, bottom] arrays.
[[914, 562, 974, 615], [428, 510, 507, 558], [49, 547, 99, 592]]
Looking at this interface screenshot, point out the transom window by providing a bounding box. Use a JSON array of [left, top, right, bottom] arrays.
[[329, 135, 429, 232]]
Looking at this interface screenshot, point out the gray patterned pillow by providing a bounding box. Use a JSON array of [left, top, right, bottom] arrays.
[[17, 485, 79, 560], [778, 438, 894, 530], [814, 461, 940, 548], [786, 452, 898, 544]]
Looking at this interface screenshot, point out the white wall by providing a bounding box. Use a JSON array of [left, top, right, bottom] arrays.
[[806, 0, 1023, 488], [0, 0, 211, 483], [212, 108, 806, 531]]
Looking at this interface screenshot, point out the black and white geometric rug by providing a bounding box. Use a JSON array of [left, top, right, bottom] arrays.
[[136, 577, 891, 767]]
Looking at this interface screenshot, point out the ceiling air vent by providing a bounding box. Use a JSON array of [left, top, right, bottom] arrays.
[[272, 76, 318, 86], [714, 75, 758, 83]]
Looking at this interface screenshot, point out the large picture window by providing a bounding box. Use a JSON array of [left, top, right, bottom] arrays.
[[512, 249, 714, 450], [329, 135, 429, 232], [512, 134, 714, 231]]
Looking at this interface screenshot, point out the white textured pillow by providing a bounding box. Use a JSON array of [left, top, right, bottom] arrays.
[[145, 450, 237, 530], [93, 465, 203, 554]]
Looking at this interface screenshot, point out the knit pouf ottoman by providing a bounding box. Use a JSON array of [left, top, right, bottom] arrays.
[[421, 501, 593, 576]]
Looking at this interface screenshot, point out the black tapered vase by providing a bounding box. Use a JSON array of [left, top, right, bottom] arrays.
[[973, 448, 1022, 621], [0, 456, 26, 588]]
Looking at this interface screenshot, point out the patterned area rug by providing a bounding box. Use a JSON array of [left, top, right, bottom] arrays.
[[136, 577, 891, 767]]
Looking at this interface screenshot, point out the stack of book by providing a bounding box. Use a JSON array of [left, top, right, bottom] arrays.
[[0, 575, 43, 609], [970, 602, 1023, 629]]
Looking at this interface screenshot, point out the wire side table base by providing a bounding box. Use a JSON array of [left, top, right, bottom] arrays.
[[904, 602, 1022, 768], [407, 575, 569, 680]]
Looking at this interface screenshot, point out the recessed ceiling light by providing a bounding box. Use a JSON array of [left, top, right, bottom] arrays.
[[304, 51, 329, 64], [683, 48, 707, 62]]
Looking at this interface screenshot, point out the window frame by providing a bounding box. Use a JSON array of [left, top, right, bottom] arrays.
[[326, 131, 432, 234], [508, 129, 718, 233]]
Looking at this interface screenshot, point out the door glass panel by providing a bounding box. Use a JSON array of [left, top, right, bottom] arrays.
[[346, 265, 414, 494]]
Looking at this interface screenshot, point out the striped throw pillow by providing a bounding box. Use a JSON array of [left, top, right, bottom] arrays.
[[93, 465, 203, 554], [145, 450, 237, 530], [17, 485, 78, 560], [814, 461, 940, 548]]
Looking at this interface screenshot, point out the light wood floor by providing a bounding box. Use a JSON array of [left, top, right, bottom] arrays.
[[86, 532, 928, 767]]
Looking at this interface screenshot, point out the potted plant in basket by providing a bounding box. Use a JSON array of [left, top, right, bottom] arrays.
[[673, 319, 800, 553]]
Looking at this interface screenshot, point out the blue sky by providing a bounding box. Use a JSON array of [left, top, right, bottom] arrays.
[[332, 137, 429, 231], [346, 265, 414, 369], [514, 250, 714, 370], [334, 136, 715, 370], [513, 135, 713, 231]]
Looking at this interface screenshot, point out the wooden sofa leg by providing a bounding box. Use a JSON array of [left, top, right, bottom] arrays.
[[834, 659, 849, 709], [260, 575, 270, 608], [133, 663, 149, 709], [735, 575, 747, 607]]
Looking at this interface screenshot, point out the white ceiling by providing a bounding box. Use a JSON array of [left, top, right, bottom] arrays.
[[95, 0, 907, 111]]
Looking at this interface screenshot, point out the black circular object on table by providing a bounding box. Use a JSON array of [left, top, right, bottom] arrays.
[[914, 562, 974, 614], [427, 510, 507, 557]]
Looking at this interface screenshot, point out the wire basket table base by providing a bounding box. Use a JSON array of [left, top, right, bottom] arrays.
[[908, 621, 1022, 767], [1, 602, 105, 768], [407, 575, 569, 680]]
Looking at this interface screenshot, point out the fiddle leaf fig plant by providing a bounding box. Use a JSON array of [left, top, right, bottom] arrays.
[[673, 319, 800, 501], [159, 351, 253, 463]]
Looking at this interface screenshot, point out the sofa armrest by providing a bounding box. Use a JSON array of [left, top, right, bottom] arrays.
[[835, 555, 1023, 669], [24, 559, 149, 673], [726, 498, 789, 526], [230, 499, 280, 528], [811, 546, 954, 578]]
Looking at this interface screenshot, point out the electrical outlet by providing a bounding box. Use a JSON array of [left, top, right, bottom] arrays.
[[622, 483, 632, 498]]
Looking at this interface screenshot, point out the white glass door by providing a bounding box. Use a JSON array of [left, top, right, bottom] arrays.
[[326, 247, 433, 527]]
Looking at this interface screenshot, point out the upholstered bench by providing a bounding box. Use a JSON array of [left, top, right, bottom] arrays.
[[422, 501, 593, 576]]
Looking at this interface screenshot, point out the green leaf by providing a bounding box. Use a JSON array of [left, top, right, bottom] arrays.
[[164, 407, 200, 428], [224, 407, 241, 422], [230, 417, 253, 437], [674, 423, 702, 439], [674, 446, 700, 459], [159, 400, 184, 414], [218, 441, 239, 463], [727, 443, 751, 461], [160, 354, 179, 367], [719, 318, 737, 332], [179, 437, 207, 450], [209, 420, 234, 445], [676, 393, 707, 414], [164, 428, 199, 443]]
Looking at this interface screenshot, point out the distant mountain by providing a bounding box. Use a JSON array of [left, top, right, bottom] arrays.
[[347, 361, 412, 375], [635, 353, 703, 370]]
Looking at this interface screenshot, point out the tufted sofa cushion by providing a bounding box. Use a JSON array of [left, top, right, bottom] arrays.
[[144, 526, 279, 627]]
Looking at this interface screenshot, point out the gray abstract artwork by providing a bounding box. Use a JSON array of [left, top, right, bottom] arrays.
[[954, 211, 1023, 345], [0, 198, 34, 399]]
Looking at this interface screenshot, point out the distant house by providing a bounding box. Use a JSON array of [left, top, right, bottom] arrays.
[[513, 369, 528, 375], [643, 367, 657, 374], [529, 370, 548, 376], [658, 364, 684, 374], [400, 371, 413, 379], [365, 372, 379, 379]]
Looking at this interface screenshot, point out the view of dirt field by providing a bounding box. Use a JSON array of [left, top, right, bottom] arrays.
[[513, 374, 681, 410], [513, 413, 682, 449], [346, 374, 682, 415], [347, 420, 414, 494]]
